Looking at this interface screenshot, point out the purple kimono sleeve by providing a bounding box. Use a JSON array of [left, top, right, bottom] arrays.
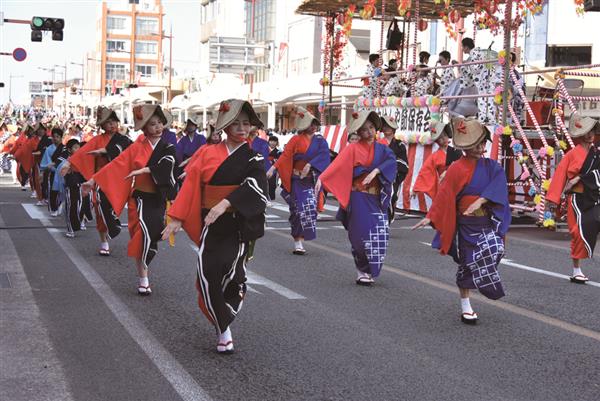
[[479, 159, 511, 236], [307, 136, 331, 173]]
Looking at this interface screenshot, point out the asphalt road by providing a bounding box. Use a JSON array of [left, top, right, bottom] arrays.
[[1, 179, 599, 401]]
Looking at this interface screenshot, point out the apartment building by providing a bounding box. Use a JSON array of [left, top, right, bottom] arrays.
[[87, 0, 165, 98]]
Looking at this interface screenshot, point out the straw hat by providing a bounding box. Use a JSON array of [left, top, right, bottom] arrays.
[[430, 121, 451, 142], [96, 106, 119, 127], [214, 99, 262, 133], [569, 115, 599, 138], [381, 116, 398, 131], [184, 116, 201, 129], [294, 107, 320, 132], [348, 110, 382, 134], [451, 117, 489, 150], [133, 104, 172, 131]]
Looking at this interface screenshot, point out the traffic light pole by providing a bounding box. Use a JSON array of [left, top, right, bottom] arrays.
[[2, 18, 31, 24]]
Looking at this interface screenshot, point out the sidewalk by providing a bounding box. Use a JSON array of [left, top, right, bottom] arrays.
[[0, 213, 74, 401]]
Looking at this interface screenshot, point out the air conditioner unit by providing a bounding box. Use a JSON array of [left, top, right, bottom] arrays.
[[584, 0, 600, 11]]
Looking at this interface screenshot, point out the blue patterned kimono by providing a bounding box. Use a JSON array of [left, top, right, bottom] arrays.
[[280, 135, 330, 241], [431, 158, 511, 300], [336, 143, 397, 277]]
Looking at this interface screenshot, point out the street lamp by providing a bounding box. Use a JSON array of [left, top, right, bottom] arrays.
[[54, 64, 67, 116], [70, 61, 85, 106]]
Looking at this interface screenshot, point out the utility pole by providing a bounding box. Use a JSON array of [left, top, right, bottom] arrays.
[[168, 25, 173, 103]]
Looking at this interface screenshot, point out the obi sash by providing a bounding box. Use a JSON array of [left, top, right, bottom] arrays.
[[202, 184, 239, 210]]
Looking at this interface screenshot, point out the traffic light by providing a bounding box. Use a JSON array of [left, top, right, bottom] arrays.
[[30, 17, 65, 42]]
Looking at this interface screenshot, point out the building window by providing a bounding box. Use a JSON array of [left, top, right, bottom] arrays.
[[135, 64, 156, 78], [290, 57, 309, 76], [244, 0, 275, 83], [107, 40, 126, 53], [107, 16, 126, 30], [105, 63, 128, 80], [546, 45, 592, 67], [135, 41, 158, 55], [136, 17, 158, 35]]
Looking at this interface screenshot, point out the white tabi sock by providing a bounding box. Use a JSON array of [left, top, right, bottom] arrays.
[[294, 240, 304, 250], [139, 277, 149, 287], [461, 298, 474, 314], [573, 267, 583, 277], [100, 241, 109, 250], [218, 327, 232, 343]]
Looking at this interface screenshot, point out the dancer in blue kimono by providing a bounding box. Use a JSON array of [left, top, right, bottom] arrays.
[[267, 107, 330, 255], [316, 111, 397, 285], [249, 127, 271, 172], [413, 118, 511, 324], [40, 128, 64, 216], [176, 117, 206, 164]]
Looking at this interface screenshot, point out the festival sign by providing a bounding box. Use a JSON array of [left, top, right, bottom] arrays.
[[355, 95, 442, 145]]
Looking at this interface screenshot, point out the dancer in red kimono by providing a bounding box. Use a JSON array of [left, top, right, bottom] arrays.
[[413, 118, 510, 325], [11, 124, 33, 191], [61, 107, 132, 255], [266, 107, 330, 255], [163, 99, 268, 354], [378, 116, 409, 222], [317, 111, 397, 285], [546, 116, 599, 284], [412, 121, 462, 200], [83, 105, 177, 295]]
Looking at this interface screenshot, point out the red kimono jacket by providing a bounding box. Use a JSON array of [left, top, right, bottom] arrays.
[[413, 148, 447, 200]]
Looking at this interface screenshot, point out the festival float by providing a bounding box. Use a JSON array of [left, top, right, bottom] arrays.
[[295, 0, 599, 227]]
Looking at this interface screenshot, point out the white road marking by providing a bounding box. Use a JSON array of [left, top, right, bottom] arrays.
[[501, 259, 600, 288], [265, 214, 280, 219], [246, 271, 306, 300], [47, 228, 214, 401], [416, 239, 600, 288], [189, 245, 305, 300], [321, 203, 339, 212], [21, 203, 47, 220]]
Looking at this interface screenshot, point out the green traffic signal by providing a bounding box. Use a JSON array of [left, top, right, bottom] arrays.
[[32, 17, 44, 28]]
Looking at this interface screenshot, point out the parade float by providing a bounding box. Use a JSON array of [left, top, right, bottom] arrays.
[[296, 0, 600, 227]]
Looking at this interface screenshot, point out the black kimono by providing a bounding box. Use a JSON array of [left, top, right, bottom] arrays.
[[168, 142, 268, 334]]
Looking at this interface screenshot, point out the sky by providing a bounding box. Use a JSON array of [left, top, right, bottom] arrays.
[[0, 0, 201, 105]]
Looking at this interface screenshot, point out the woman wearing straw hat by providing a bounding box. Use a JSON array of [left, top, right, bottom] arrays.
[[413, 118, 511, 324], [163, 99, 268, 354], [547, 116, 600, 284], [60, 106, 132, 255], [378, 116, 409, 223], [412, 120, 462, 201], [176, 116, 206, 166], [83, 105, 178, 296], [266, 107, 330, 255], [316, 111, 397, 286]]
